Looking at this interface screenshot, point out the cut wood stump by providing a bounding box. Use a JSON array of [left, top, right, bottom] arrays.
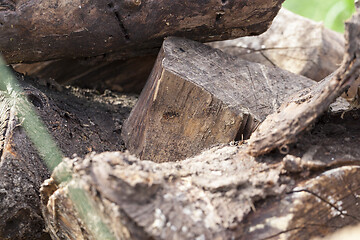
[[0, 0, 284, 64], [208, 8, 345, 81], [122, 37, 315, 162], [41, 108, 360, 239]]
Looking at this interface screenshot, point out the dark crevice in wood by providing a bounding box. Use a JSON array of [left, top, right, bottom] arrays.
[[114, 11, 130, 41], [107, 2, 130, 41], [215, 12, 224, 22]]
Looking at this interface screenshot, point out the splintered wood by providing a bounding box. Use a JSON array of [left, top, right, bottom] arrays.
[[122, 37, 315, 162], [247, 11, 360, 156]]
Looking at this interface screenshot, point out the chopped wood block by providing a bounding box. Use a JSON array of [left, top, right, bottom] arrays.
[[208, 8, 345, 81], [247, 10, 360, 156], [0, 0, 284, 64], [122, 37, 315, 162]]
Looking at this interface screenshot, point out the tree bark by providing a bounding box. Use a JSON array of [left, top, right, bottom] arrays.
[[208, 8, 345, 82], [0, 73, 136, 239], [41, 108, 360, 240], [122, 36, 315, 162], [0, 0, 284, 64]]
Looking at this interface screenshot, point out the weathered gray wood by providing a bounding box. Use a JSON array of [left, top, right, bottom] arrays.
[[0, 73, 136, 239], [0, 0, 284, 64], [247, 10, 360, 156], [122, 37, 315, 162], [41, 108, 360, 239], [208, 8, 345, 81]]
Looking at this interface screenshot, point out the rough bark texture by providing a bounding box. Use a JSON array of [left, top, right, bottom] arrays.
[[208, 8, 345, 81], [41, 108, 360, 240], [13, 55, 157, 94], [0, 0, 284, 64], [122, 37, 315, 162], [0, 73, 136, 239], [247, 10, 360, 156]]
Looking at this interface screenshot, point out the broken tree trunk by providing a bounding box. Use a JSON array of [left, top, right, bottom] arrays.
[[0, 0, 284, 64], [41, 108, 360, 239], [122, 36, 315, 162], [0, 72, 136, 239], [247, 9, 360, 156], [208, 8, 345, 81]]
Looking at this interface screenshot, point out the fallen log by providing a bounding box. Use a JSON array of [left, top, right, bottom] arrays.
[[12, 9, 343, 94], [0, 72, 136, 239], [0, 0, 284, 64], [208, 8, 345, 81], [122, 37, 315, 162], [41, 108, 360, 240], [247, 9, 360, 156]]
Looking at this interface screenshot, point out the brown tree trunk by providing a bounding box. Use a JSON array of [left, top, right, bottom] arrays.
[[0, 0, 284, 64]]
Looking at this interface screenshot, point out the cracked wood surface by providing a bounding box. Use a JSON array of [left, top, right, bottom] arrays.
[[247, 10, 360, 156], [209, 8, 345, 82], [41, 108, 360, 239], [122, 37, 315, 162], [0, 0, 284, 64], [0, 73, 136, 239]]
